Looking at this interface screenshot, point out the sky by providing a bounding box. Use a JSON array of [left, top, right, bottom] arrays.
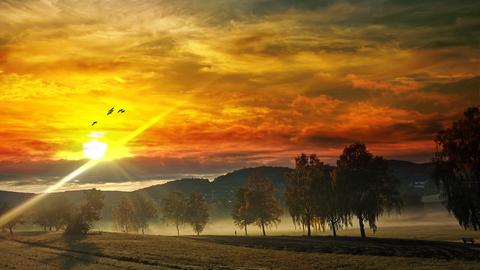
[[0, 0, 479, 192]]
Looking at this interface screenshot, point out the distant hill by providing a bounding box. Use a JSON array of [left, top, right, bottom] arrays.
[[0, 160, 438, 220], [386, 160, 434, 185], [135, 166, 292, 215], [0, 190, 34, 207]]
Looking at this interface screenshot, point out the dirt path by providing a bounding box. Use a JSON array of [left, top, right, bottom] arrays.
[[0, 238, 177, 270]]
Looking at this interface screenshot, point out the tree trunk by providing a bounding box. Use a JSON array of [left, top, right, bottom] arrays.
[[197, 231, 199, 236], [244, 224, 248, 236], [261, 223, 266, 236], [176, 224, 180, 236], [306, 215, 311, 237], [358, 217, 366, 238], [142, 227, 144, 235], [331, 220, 337, 238], [9, 226, 12, 235]]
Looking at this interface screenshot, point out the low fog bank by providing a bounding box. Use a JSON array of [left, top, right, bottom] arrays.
[[87, 204, 473, 240]]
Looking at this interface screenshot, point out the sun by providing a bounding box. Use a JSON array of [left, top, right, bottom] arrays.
[[83, 139, 108, 160]]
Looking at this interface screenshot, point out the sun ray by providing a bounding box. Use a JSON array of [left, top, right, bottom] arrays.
[[0, 101, 188, 227], [0, 160, 98, 227]]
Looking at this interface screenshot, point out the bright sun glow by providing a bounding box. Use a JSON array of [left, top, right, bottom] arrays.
[[83, 140, 108, 160]]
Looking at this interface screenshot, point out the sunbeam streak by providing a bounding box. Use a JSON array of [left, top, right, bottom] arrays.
[[0, 104, 186, 227], [0, 160, 98, 227]]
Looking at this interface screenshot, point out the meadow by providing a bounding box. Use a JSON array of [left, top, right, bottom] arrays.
[[1, 222, 480, 270]]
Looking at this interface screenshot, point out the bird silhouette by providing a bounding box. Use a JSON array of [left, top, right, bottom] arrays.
[[92, 121, 97, 126], [107, 107, 114, 115], [118, 109, 125, 113]]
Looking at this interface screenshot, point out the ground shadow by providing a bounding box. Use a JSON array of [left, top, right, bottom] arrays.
[[60, 234, 102, 269], [38, 233, 102, 269], [191, 235, 480, 261]]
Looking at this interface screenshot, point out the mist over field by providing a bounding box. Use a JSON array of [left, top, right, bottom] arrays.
[[85, 205, 464, 239]]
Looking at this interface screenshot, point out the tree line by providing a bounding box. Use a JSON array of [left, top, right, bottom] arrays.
[[0, 189, 104, 235], [231, 143, 401, 237], [1, 189, 210, 236], [112, 190, 210, 236]]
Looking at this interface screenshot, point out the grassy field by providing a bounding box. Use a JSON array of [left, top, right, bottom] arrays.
[[1, 227, 479, 270]]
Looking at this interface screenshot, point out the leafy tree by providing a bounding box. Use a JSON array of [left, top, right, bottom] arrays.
[[131, 193, 157, 234], [285, 154, 319, 237], [315, 162, 348, 237], [161, 191, 187, 236], [32, 203, 51, 232], [112, 196, 136, 233], [244, 175, 282, 236], [65, 189, 104, 235], [50, 196, 72, 231], [0, 202, 24, 234], [335, 143, 402, 238], [433, 107, 480, 230], [286, 154, 349, 237], [33, 195, 72, 231], [185, 192, 209, 235], [232, 188, 254, 236]]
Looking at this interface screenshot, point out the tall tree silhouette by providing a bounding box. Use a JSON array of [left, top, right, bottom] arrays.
[[245, 175, 282, 236], [315, 162, 348, 237], [286, 154, 349, 237], [336, 143, 402, 238], [232, 188, 253, 236], [285, 154, 320, 237], [434, 107, 480, 230]]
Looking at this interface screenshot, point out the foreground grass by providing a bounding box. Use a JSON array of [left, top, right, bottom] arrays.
[[2, 231, 480, 270]]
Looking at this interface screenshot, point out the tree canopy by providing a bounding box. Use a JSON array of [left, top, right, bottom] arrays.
[[161, 191, 187, 236], [245, 175, 282, 236], [185, 192, 209, 236], [232, 187, 254, 236], [286, 154, 349, 237], [285, 154, 321, 236], [434, 107, 480, 230], [335, 143, 402, 238], [113, 193, 157, 234], [65, 189, 104, 235]]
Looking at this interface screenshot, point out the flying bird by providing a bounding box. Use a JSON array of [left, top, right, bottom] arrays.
[[91, 121, 97, 126], [107, 107, 114, 115], [118, 109, 126, 113]]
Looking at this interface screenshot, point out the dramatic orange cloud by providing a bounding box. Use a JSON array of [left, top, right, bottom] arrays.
[[0, 0, 478, 191]]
